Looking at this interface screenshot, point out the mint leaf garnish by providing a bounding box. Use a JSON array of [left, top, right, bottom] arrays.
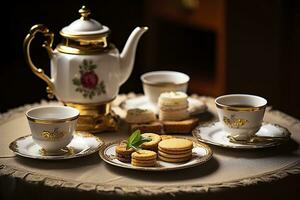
[[126, 130, 152, 150]]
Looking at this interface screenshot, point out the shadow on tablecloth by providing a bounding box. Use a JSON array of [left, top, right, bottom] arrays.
[[211, 138, 299, 159]]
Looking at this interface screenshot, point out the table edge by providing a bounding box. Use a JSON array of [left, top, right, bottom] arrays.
[[1, 160, 300, 196]]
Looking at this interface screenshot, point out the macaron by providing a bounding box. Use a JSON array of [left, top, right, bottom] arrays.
[[115, 143, 135, 163]]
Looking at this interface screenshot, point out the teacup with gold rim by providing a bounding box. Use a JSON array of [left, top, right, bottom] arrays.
[[215, 94, 267, 141], [141, 71, 190, 104], [26, 106, 79, 154]]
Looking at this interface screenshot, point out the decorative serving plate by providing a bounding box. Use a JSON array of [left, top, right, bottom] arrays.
[[9, 131, 104, 160], [120, 95, 207, 115], [99, 140, 212, 171], [192, 122, 291, 149]]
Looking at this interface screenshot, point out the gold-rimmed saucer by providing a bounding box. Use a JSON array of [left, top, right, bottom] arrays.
[[9, 131, 104, 160], [99, 139, 212, 171], [192, 122, 291, 149]]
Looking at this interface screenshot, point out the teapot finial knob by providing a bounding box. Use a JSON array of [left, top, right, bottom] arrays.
[[79, 5, 91, 20]]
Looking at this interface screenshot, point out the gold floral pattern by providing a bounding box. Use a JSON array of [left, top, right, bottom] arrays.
[[223, 115, 248, 129], [41, 128, 65, 140]]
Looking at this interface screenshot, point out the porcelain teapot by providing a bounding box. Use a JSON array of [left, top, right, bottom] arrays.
[[24, 5, 148, 104]]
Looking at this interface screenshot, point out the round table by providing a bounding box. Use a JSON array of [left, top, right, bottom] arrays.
[[1, 94, 300, 200]]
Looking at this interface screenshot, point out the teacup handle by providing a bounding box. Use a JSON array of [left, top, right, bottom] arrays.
[[23, 24, 55, 99]]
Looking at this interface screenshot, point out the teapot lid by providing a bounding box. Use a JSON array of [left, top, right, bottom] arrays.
[[60, 6, 110, 39]]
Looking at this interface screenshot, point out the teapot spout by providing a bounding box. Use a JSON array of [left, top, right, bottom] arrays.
[[119, 26, 148, 85]]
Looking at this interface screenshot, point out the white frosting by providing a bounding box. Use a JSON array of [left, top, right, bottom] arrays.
[[158, 91, 188, 107], [158, 92, 189, 121]]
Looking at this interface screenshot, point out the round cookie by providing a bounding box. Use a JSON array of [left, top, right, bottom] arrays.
[[158, 150, 192, 159], [158, 154, 192, 163], [132, 158, 156, 164], [115, 143, 135, 156], [131, 160, 156, 167], [140, 133, 161, 150], [158, 146, 192, 155], [116, 153, 131, 159], [131, 150, 157, 161], [116, 156, 131, 163], [158, 138, 193, 152]]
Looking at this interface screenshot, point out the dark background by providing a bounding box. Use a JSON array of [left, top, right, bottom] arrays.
[[1, 0, 300, 119]]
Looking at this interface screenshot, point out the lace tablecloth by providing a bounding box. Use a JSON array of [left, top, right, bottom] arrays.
[[1, 94, 300, 200]]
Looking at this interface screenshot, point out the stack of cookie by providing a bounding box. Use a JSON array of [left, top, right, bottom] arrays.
[[140, 133, 161, 151], [158, 91, 189, 121], [131, 150, 157, 167], [115, 143, 135, 163], [125, 108, 163, 133], [158, 138, 193, 163]]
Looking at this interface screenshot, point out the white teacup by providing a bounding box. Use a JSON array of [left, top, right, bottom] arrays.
[[141, 71, 189, 104], [215, 94, 267, 141], [26, 106, 80, 153]]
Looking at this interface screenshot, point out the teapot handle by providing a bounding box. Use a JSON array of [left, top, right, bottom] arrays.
[[23, 24, 55, 99]]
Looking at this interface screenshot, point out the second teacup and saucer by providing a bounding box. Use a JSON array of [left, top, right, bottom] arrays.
[[120, 71, 207, 115], [193, 94, 291, 149], [9, 106, 104, 160]]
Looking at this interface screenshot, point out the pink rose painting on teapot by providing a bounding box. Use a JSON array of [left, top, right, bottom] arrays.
[[72, 59, 106, 99]]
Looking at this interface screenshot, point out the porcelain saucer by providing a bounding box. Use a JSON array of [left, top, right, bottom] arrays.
[[192, 122, 291, 149], [9, 131, 104, 160], [120, 95, 207, 115], [99, 139, 212, 171]]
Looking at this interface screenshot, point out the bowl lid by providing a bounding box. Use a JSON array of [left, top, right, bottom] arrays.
[[60, 5, 110, 39]]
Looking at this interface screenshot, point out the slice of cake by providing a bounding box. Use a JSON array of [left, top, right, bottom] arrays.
[[125, 108, 163, 134], [162, 118, 199, 134], [125, 108, 156, 124]]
